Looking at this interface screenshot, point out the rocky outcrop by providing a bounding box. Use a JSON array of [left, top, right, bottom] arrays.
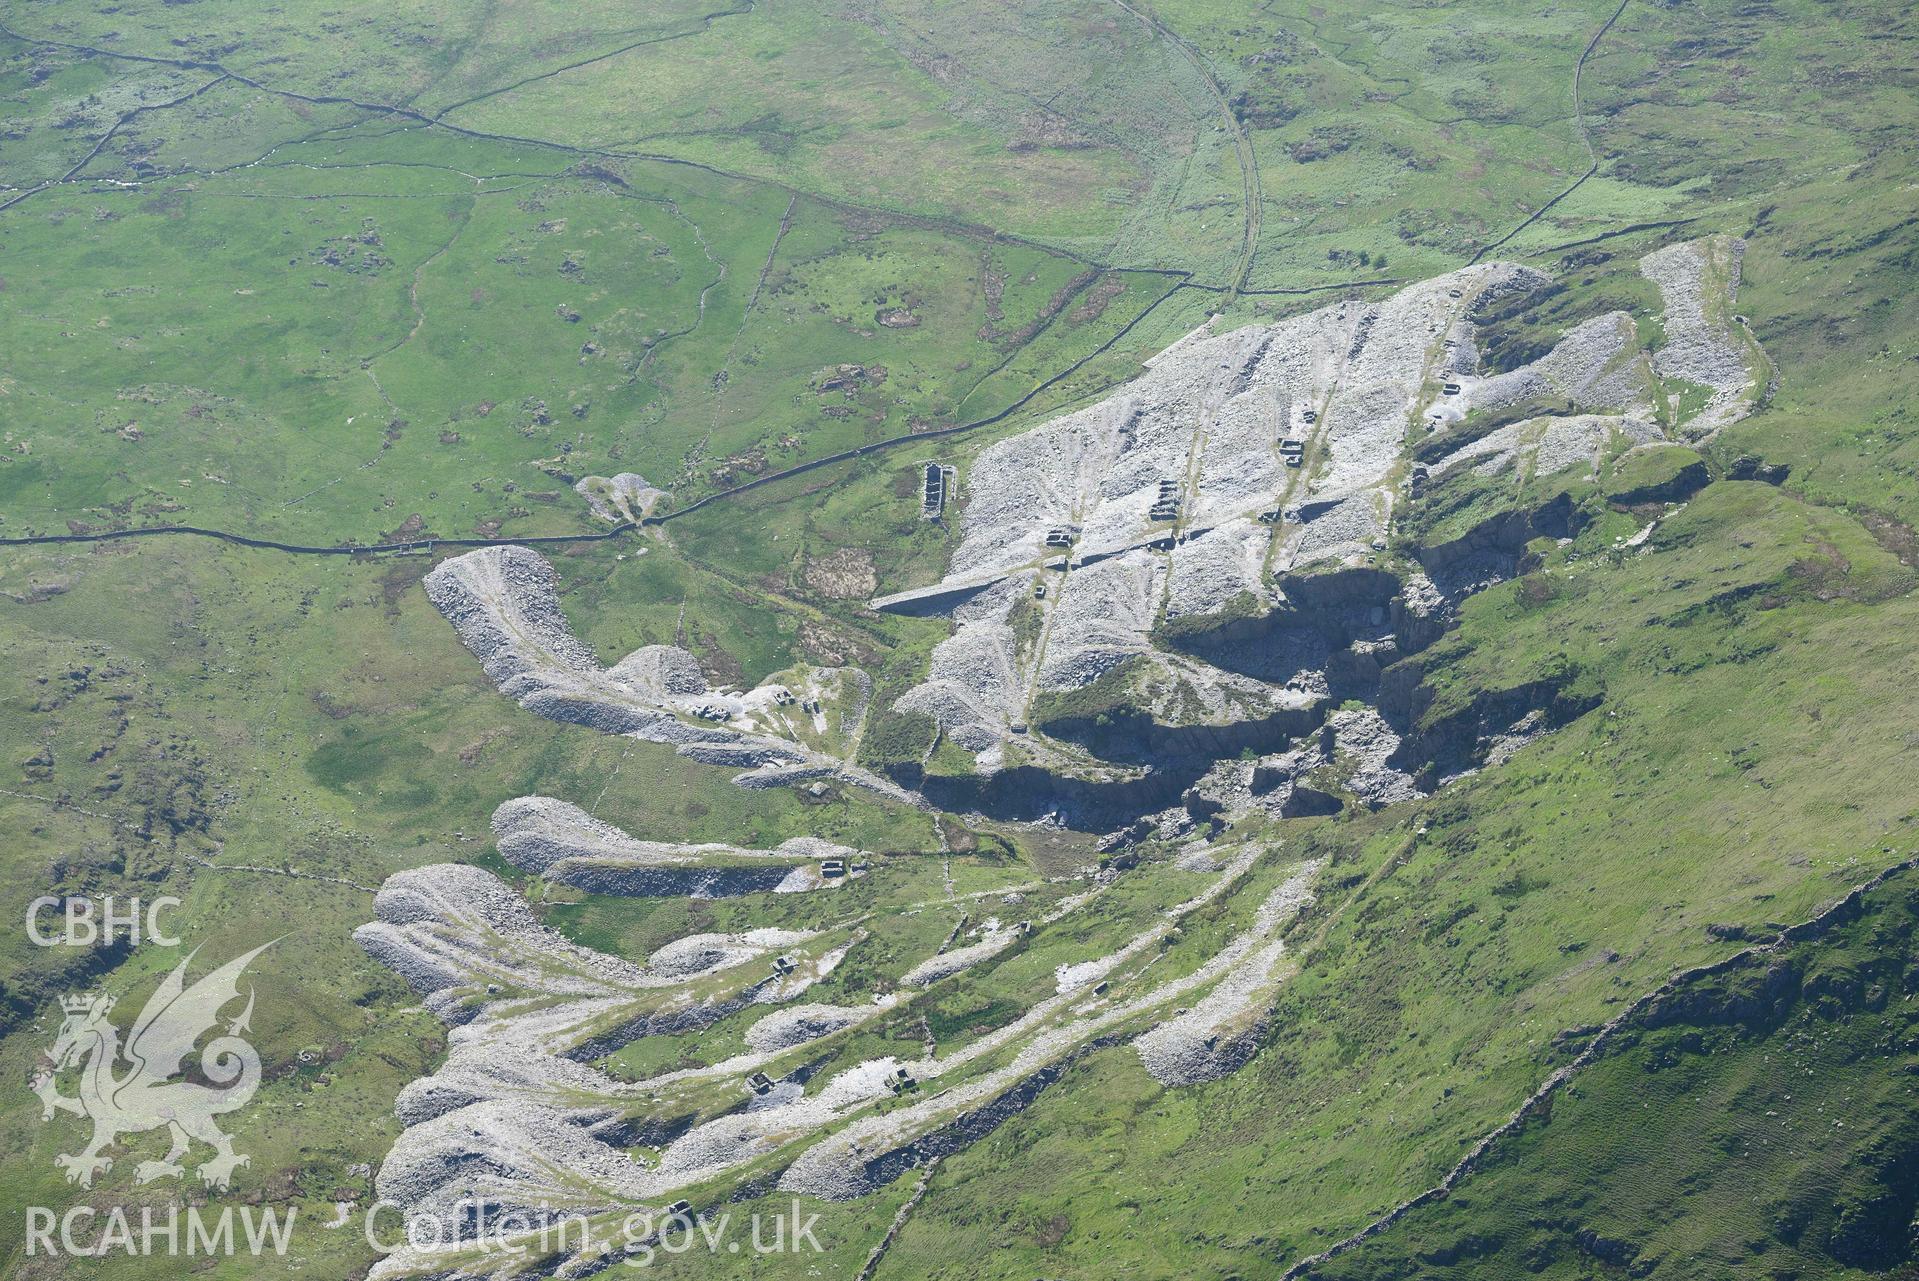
[[1608, 447, 1711, 506], [1414, 490, 1590, 598], [1387, 670, 1603, 791]]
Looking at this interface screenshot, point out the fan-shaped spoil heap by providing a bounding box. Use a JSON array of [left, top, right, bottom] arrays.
[[358, 832, 1324, 1278], [424, 543, 911, 800], [491, 796, 859, 896]]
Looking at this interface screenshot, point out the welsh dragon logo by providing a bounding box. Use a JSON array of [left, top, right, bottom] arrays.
[[34, 942, 272, 1190]]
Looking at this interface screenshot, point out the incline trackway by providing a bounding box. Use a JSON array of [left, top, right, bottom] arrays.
[[1105, 0, 1263, 298]]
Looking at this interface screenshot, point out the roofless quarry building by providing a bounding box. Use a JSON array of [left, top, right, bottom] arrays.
[[921, 462, 958, 519]]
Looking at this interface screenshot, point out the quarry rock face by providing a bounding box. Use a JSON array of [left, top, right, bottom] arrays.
[[874, 242, 1766, 835], [425, 238, 1765, 842], [359, 243, 1769, 1278]]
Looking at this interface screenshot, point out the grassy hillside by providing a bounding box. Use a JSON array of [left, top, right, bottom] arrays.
[[727, 482, 1919, 1281], [1300, 861, 1919, 1280]]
